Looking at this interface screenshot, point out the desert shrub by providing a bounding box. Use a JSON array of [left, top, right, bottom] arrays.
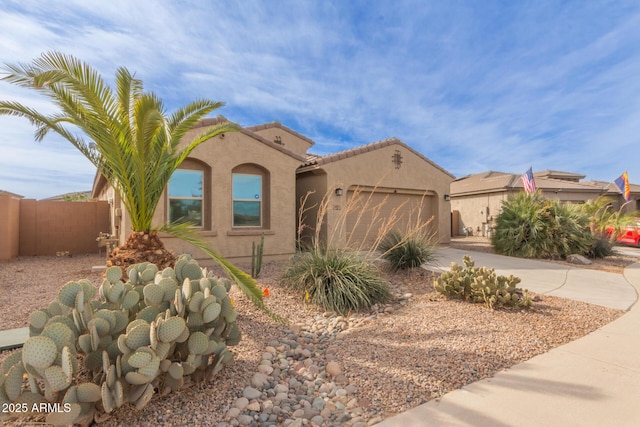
[[282, 249, 391, 315], [587, 236, 616, 258], [0, 255, 239, 425], [492, 192, 593, 259], [379, 229, 438, 271], [435, 255, 532, 309]]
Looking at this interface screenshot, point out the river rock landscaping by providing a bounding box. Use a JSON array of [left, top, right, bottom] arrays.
[[0, 254, 623, 426]]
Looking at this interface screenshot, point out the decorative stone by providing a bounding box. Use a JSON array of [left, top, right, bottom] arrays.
[[242, 386, 262, 400], [567, 254, 592, 265], [326, 361, 341, 377], [246, 401, 261, 411], [251, 372, 269, 389], [234, 397, 249, 409]]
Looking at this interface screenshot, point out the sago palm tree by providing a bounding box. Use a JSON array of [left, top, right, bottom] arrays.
[[0, 52, 270, 315]]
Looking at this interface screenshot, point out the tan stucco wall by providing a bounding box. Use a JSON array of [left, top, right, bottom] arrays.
[[150, 128, 301, 261], [299, 143, 453, 248], [250, 127, 312, 157], [450, 192, 509, 236], [0, 193, 20, 262]]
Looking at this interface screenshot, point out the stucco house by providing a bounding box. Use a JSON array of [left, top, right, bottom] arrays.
[[92, 118, 454, 261], [296, 138, 454, 249], [450, 170, 640, 237]]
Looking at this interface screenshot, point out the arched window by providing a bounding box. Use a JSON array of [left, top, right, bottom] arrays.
[[232, 164, 270, 229], [167, 159, 211, 229]]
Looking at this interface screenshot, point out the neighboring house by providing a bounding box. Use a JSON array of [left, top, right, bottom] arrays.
[[92, 118, 454, 261], [41, 191, 92, 201], [450, 170, 640, 237]]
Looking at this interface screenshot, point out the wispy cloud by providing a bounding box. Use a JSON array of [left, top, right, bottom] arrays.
[[1, 0, 639, 198]]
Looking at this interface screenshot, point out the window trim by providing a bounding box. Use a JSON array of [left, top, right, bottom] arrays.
[[168, 168, 205, 228], [232, 173, 263, 227]]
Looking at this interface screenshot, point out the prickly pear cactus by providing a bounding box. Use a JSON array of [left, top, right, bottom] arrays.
[[0, 255, 241, 426], [435, 255, 532, 309]]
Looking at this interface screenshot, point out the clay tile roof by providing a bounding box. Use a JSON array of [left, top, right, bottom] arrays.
[[245, 121, 315, 147], [298, 137, 454, 178], [452, 171, 613, 196]]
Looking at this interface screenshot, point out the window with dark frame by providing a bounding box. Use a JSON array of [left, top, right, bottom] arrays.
[[232, 173, 262, 226], [168, 169, 203, 227]]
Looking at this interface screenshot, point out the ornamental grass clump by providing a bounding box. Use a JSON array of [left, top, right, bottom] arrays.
[[282, 249, 391, 315], [379, 229, 438, 271]]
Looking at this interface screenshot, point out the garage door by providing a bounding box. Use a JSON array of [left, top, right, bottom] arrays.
[[345, 188, 435, 249]]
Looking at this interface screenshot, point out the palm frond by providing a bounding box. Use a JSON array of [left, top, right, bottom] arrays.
[[158, 222, 287, 324]]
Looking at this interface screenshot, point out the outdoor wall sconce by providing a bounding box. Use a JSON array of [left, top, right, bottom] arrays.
[[444, 194, 451, 201], [335, 188, 344, 196]]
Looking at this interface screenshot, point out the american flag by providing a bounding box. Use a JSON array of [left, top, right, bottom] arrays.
[[522, 167, 537, 194]]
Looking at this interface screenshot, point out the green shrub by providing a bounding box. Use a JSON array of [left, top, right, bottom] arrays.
[[379, 229, 437, 271], [0, 255, 239, 425], [435, 255, 532, 309], [491, 191, 593, 259], [282, 249, 391, 315], [587, 236, 616, 258]]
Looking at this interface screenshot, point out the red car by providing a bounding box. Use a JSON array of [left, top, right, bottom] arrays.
[[608, 218, 640, 247]]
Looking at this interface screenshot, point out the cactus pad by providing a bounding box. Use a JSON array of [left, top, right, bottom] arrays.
[[59, 281, 83, 307], [203, 302, 222, 323], [211, 284, 227, 299], [5, 362, 25, 401], [76, 382, 101, 402], [107, 281, 125, 303], [126, 323, 151, 350], [105, 266, 123, 284], [137, 355, 160, 379], [122, 289, 140, 310], [128, 350, 153, 369], [143, 283, 164, 306], [41, 323, 75, 352], [187, 311, 204, 328], [30, 310, 49, 330], [188, 331, 208, 355], [181, 262, 202, 280], [101, 382, 114, 413], [134, 383, 154, 410], [125, 371, 152, 385], [2, 349, 23, 373], [45, 402, 81, 425], [23, 336, 58, 369], [157, 317, 186, 343], [137, 306, 161, 324], [188, 292, 204, 312], [140, 266, 157, 283], [44, 365, 71, 392]]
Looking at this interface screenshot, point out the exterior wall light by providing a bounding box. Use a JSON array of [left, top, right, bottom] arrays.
[[444, 194, 451, 201], [335, 188, 344, 196]]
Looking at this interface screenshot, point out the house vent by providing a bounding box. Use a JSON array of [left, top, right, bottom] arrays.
[[392, 150, 403, 169], [274, 135, 284, 145]]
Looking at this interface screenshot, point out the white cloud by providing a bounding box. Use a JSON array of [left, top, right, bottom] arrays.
[[1, 0, 640, 198]]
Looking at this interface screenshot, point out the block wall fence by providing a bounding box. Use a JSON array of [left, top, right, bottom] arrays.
[[0, 196, 110, 262]]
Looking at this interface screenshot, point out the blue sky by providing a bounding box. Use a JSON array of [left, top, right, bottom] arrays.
[[1, 0, 639, 199]]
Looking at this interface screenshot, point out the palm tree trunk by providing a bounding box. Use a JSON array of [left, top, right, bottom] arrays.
[[107, 231, 176, 271]]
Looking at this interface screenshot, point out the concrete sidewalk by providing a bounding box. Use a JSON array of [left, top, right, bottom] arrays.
[[377, 250, 640, 427], [426, 247, 637, 310]]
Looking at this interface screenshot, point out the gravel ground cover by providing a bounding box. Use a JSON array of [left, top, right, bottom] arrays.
[[0, 252, 624, 426]]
